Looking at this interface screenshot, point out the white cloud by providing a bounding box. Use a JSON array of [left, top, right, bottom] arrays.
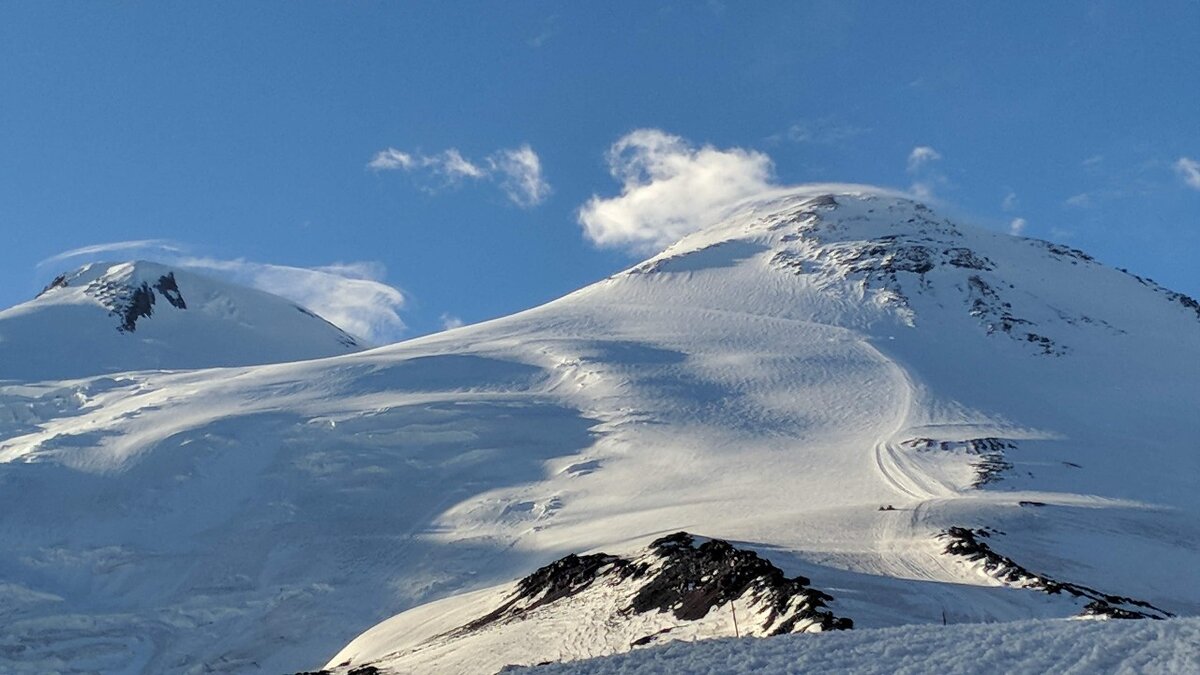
[[907, 146, 941, 173], [178, 257, 407, 345], [368, 148, 484, 180], [1001, 191, 1018, 211], [488, 145, 551, 207], [1065, 192, 1092, 208], [437, 149, 486, 179], [1174, 157, 1200, 190], [367, 148, 416, 171], [904, 146, 948, 200], [369, 143, 549, 207], [1009, 217, 1027, 236], [577, 129, 774, 252], [38, 239, 184, 268], [440, 313, 465, 330]]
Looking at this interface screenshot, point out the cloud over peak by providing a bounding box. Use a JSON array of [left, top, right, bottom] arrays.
[[907, 146, 942, 173], [40, 241, 407, 345], [369, 143, 550, 207], [577, 129, 774, 253], [180, 257, 407, 344]]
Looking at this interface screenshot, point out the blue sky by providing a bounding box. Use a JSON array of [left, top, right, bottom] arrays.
[[1, 1, 1197, 342]]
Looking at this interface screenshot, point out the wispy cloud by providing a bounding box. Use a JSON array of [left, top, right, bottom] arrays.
[[905, 146, 947, 200], [367, 148, 485, 180], [179, 257, 407, 344], [907, 146, 942, 174], [577, 129, 774, 253], [1065, 192, 1093, 208], [769, 117, 870, 145], [1008, 217, 1027, 236], [1174, 157, 1200, 190], [369, 143, 550, 208], [439, 313, 464, 330], [1001, 191, 1018, 211], [489, 145, 552, 208], [37, 239, 184, 268], [527, 15, 558, 48], [40, 242, 407, 344]]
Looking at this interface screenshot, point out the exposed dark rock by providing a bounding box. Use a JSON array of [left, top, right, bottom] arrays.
[[902, 437, 1015, 487], [839, 243, 935, 276], [37, 273, 69, 297], [945, 247, 994, 270], [807, 194, 839, 209], [153, 272, 187, 309], [1122, 270, 1200, 322], [770, 250, 805, 274], [449, 532, 849, 647], [966, 275, 1066, 355], [624, 532, 850, 634], [631, 627, 674, 646], [461, 553, 629, 633], [295, 306, 361, 348], [115, 282, 157, 333], [940, 527, 1171, 620], [1033, 240, 1096, 264]]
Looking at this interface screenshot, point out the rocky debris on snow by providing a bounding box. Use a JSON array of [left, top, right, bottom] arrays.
[[328, 533, 850, 674], [36, 273, 70, 297], [1030, 240, 1096, 265], [94, 272, 189, 333], [1120, 268, 1200, 323], [902, 437, 1016, 487], [965, 275, 1066, 356], [42, 266, 193, 333], [940, 527, 1172, 620], [451, 532, 850, 643], [462, 552, 630, 632], [757, 196, 1080, 354]]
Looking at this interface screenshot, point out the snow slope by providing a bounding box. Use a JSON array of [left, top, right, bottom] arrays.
[[526, 617, 1200, 675], [0, 261, 362, 381], [0, 188, 1197, 673]]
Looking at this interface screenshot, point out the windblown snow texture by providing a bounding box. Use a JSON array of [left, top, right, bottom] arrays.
[[524, 617, 1200, 675], [1, 188, 1197, 674]]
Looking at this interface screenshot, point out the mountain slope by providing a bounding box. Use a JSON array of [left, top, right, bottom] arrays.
[[522, 617, 1200, 675], [0, 188, 1197, 674], [0, 261, 362, 381]]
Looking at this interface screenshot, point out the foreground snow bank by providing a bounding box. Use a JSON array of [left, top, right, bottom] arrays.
[[525, 618, 1200, 675]]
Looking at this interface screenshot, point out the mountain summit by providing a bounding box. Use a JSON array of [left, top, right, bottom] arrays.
[[1, 190, 1197, 673], [0, 261, 361, 380]]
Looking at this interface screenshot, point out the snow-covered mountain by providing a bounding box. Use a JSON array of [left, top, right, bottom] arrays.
[[1, 188, 1197, 674], [0, 261, 362, 381]]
